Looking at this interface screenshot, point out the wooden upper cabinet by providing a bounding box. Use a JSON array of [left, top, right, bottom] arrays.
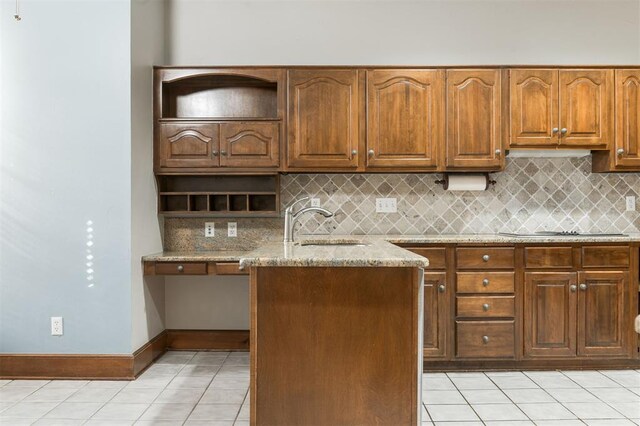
[[287, 69, 360, 169], [366, 70, 444, 169], [219, 122, 279, 168], [614, 69, 640, 167], [577, 271, 629, 357], [559, 70, 613, 147], [524, 272, 577, 358], [446, 69, 503, 169], [510, 69, 559, 147], [159, 123, 220, 168]]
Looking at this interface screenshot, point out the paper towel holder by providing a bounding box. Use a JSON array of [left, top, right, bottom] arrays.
[[435, 173, 496, 190]]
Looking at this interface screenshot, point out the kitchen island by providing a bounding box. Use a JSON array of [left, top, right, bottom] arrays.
[[239, 238, 429, 426]]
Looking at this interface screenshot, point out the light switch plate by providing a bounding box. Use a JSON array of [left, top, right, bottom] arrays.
[[311, 198, 321, 207], [228, 222, 237, 237], [626, 196, 636, 211], [376, 198, 397, 213], [205, 222, 215, 237]]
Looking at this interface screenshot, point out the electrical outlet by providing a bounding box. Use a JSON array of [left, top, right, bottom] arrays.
[[310, 198, 321, 207], [205, 222, 215, 237], [51, 317, 63, 336], [626, 196, 636, 211], [375, 198, 397, 213], [228, 222, 237, 237]]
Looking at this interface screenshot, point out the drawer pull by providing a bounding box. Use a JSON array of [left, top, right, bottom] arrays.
[[482, 335, 490, 344], [570, 284, 577, 292], [177, 265, 184, 272], [482, 303, 490, 312], [438, 284, 446, 293], [579, 283, 587, 291], [482, 278, 490, 287], [482, 254, 490, 262]]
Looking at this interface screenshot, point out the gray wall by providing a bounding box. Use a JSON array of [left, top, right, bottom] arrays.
[[0, 0, 132, 353]]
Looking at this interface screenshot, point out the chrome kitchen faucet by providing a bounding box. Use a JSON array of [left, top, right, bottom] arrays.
[[283, 197, 334, 243]]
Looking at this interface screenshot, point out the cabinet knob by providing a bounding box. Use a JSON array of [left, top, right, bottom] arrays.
[[177, 265, 184, 272], [482, 278, 490, 287], [482, 335, 490, 344], [579, 283, 587, 291], [438, 284, 446, 293], [482, 303, 490, 312], [570, 284, 577, 292], [495, 149, 502, 156], [560, 128, 568, 135], [617, 148, 625, 156], [482, 254, 490, 262], [368, 149, 375, 157], [211, 150, 219, 157], [552, 127, 559, 134], [220, 150, 228, 156], [351, 149, 358, 156]]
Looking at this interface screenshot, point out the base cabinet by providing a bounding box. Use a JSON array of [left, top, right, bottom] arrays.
[[423, 272, 448, 358]]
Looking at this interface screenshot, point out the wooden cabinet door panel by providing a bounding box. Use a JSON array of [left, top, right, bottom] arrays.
[[446, 69, 503, 169], [287, 70, 359, 168], [510, 69, 559, 146], [559, 70, 613, 147], [577, 271, 629, 357], [423, 272, 448, 358], [614, 70, 640, 167], [159, 123, 220, 168], [524, 272, 577, 358], [366, 70, 443, 168], [219, 122, 279, 168]]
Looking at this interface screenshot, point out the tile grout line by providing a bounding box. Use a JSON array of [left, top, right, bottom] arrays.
[[481, 371, 536, 423]]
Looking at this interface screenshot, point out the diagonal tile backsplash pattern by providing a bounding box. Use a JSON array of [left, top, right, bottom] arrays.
[[164, 157, 640, 251]]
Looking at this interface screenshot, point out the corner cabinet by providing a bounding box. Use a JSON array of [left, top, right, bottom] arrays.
[[286, 69, 361, 170], [445, 69, 505, 170], [365, 70, 444, 170]]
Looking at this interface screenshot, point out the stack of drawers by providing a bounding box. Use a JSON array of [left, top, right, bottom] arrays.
[[455, 247, 516, 358]]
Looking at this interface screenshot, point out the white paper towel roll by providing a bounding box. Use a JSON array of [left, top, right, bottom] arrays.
[[445, 174, 488, 191]]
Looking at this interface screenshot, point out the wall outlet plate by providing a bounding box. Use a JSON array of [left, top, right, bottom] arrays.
[[205, 222, 215, 237], [626, 196, 636, 211], [311, 198, 321, 207], [228, 222, 237, 237], [51, 317, 63, 336], [376, 198, 397, 213]]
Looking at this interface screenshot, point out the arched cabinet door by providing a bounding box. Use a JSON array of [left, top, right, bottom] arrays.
[[559, 70, 613, 147], [287, 69, 360, 169], [159, 123, 220, 168], [219, 123, 280, 168], [510, 69, 559, 147], [614, 69, 640, 167], [446, 69, 504, 170], [366, 70, 444, 169]]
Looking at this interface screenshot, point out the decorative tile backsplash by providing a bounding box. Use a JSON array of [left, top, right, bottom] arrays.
[[164, 157, 640, 251]]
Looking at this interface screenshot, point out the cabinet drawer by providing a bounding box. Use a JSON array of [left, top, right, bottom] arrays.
[[404, 247, 446, 270], [457, 272, 514, 293], [154, 262, 208, 275], [525, 247, 573, 268], [456, 248, 515, 269], [456, 320, 515, 358], [212, 262, 248, 275], [457, 296, 515, 318], [581, 246, 630, 268]]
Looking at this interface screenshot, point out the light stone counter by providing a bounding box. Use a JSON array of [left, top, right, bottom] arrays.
[[384, 233, 640, 244], [142, 250, 251, 262]]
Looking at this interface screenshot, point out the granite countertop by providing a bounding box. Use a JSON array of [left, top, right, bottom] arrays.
[[384, 233, 640, 244], [239, 238, 430, 268], [142, 250, 251, 262]]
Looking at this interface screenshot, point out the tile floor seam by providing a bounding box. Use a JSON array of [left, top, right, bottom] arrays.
[[182, 351, 230, 424], [439, 372, 483, 422], [579, 383, 634, 420], [482, 371, 534, 423]]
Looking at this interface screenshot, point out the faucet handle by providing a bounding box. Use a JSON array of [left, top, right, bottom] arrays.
[[284, 197, 310, 213]]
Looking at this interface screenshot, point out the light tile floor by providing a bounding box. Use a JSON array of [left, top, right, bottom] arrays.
[[0, 351, 638, 425]]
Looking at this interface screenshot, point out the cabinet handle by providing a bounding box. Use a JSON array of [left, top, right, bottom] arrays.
[[211, 150, 219, 157], [552, 127, 559, 134], [482, 254, 490, 262], [495, 149, 502, 156], [368, 149, 375, 157], [579, 283, 587, 291], [560, 128, 568, 135], [351, 149, 358, 156], [482, 335, 490, 344], [482, 278, 490, 287], [482, 303, 490, 312], [570, 284, 577, 292], [438, 284, 446, 293], [177, 265, 184, 272], [220, 150, 228, 156], [617, 148, 625, 156]]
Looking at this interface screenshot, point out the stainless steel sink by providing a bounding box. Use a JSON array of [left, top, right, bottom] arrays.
[[296, 239, 370, 247]]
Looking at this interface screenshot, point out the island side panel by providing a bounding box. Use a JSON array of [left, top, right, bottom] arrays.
[[250, 266, 421, 426]]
